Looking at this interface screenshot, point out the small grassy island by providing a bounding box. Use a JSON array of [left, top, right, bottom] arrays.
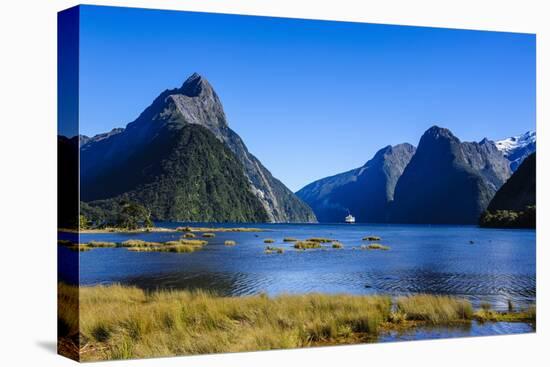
[[58, 238, 208, 253], [58, 283, 535, 361]]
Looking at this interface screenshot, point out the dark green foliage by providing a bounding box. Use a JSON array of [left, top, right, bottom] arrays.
[[487, 153, 536, 212], [80, 74, 316, 223], [80, 200, 153, 229], [82, 125, 269, 223], [480, 153, 536, 229], [479, 206, 535, 229], [117, 201, 153, 230], [79, 215, 89, 229]]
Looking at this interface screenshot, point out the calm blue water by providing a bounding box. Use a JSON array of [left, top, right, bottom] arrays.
[[59, 223, 536, 311]]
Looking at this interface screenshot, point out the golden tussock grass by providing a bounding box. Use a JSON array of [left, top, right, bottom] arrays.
[[306, 238, 334, 243], [58, 284, 535, 361], [396, 294, 473, 324], [176, 226, 264, 233], [294, 241, 322, 250], [63, 284, 391, 361], [126, 239, 207, 253], [364, 244, 390, 251]]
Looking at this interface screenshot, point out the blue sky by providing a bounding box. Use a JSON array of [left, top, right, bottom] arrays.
[[77, 5, 536, 192]]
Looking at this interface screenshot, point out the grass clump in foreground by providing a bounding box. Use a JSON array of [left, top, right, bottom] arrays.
[[396, 295, 473, 324], [202, 233, 216, 238], [283, 237, 298, 242], [265, 246, 284, 254], [332, 242, 344, 249], [224, 240, 236, 246], [294, 240, 322, 250], [58, 285, 536, 361], [264, 238, 276, 244], [363, 236, 381, 241], [183, 233, 196, 238]]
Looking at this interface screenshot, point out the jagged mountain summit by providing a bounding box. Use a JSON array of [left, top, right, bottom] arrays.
[[495, 131, 536, 172], [80, 73, 316, 223], [296, 144, 416, 223], [389, 126, 511, 224]]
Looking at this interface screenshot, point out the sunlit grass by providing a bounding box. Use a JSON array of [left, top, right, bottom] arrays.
[[306, 238, 334, 243], [58, 284, 535, 361], [396, 294, 473, 324], [294, 241, 322, 250], [225, 240, 237, 246], [366, 244, 390, 251], [88, 241, 117, 248]]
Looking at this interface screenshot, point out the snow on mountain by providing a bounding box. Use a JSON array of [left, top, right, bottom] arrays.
[[495, 131, 536, 172]]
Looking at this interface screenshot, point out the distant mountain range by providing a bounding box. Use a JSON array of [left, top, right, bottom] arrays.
[[296, 144, 416, 223], [297, 126, 534, 225], [495, 131, 536, 172], [75, 72, 534, 226], [79, 73, 316, 223]]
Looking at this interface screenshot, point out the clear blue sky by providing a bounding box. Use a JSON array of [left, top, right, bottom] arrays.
[[77, 5, 536, 192]]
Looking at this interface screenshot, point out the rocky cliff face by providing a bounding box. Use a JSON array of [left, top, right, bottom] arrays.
[[80, 73, 316, 223], [487, 152, 535, 212], [296, 143, 416, 223], [389, 126, 511, 224]]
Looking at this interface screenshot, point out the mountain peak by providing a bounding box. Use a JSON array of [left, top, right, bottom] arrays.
[[424, 125, 454, 138], [179, 72, 213, 97]]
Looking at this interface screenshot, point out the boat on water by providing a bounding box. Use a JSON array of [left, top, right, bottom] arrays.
[[345, 214, 355, 223]]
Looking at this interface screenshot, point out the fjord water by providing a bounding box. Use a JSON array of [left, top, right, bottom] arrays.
[[62, 223, 535, 312]]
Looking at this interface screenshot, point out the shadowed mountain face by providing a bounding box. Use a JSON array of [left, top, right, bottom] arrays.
[[389, 126, 512, 224], [81, 73, 316, 223], [487, 152, 535, 212], [296, 144, 416, 223]]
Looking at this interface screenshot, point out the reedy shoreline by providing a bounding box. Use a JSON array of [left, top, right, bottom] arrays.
[[58, 283, 535, 361]]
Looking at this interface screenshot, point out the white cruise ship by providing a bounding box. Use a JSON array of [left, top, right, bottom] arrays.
[[345, 214, 355, 223]]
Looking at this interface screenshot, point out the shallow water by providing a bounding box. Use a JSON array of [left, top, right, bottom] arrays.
[[59, 223, 536, 311], [379, 321, 534, 342]]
